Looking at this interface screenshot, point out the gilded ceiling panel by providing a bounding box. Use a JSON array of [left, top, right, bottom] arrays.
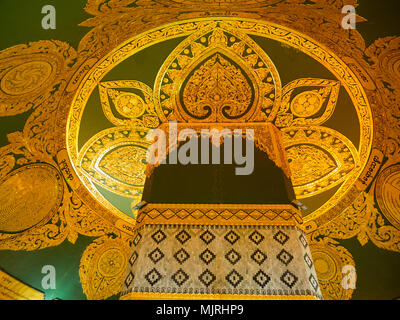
[[0, 0, 398, 300]]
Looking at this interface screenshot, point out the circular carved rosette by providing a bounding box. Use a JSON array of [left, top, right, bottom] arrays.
[[1, 61, 53, 96], [79, 237, 130, 300], [310, 239, 356, 300], [0, 41, 77, 116], [0, 163, 63, 234], [376, 164, 400, 230]]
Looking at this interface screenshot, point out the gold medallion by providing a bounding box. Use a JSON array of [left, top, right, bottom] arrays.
[[0, 163, 63, 233]]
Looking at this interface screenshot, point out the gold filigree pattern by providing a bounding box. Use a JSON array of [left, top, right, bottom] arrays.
[[99, 80, 159, 128], [1, 61, 53, 96], [66, 18, 373, 229], [375, 164, 400, 230], [156, 0, 284, 7], [0, 163, 63, 233], [282, 126, 360, 198], [61, 192, 117, 239], [0, 132, 43, 180], [275, 78, 340, 127], [113, 93, 146, 118], [77, 127, 151, 200], [0, 132, 117, 250], [309, 237, 356, 300], [181, 53, 254, 120], [310, 192, 400, 253], [0, 41, 77, 117], [287, 145, 336, 182], [99, 146, 147, 186], [154, 25, 281, 123], [0, 0, 398, 301], [291, 91, 323, 118], [0, 186, 116, 251], [79, 236, 130, 300]]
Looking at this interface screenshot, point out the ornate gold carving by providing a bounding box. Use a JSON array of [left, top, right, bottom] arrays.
[[0, 41, 77, 117], [99, 81, 159, 128], [181, 53, 253, 120], [309, 237, 356, 300], [0, 0, 398, 301], [282, 126, 360, 198], [72, 7, 396, 300], [136, 203, 303, 230], [364, 36, 400, 109], [154, 25, 281, 123], [276, 78, 340, 128], [225, 21, 373, 201], [61, 192, 117, 239], [156, 0, 284, 8], [1, 61, 53, 96], [0, 210, 69, 251], [77, 127, 151, 204], [0, 164, 63, 233], [77, 0, 366, 60], [114, 93, 146, 118], [79, 236, 130, 300], [291, 91, 322, 118], [67, 18, 373, 228], [375, 164, 400, 230], [310, 192, 400, 253], [0, 186, 116, 251], [99, 146, 147, 186], [0, 269, 44, 300], [0, 133, 117, 250], [0, 133, 40, 181]]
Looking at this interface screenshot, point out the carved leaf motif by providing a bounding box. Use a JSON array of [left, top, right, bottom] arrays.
[[77, 127, 150, 200], [311, 193, 400, 253], [181, 53, 254, 121], [98, 145, 147, 186], [98, 80, 158, 127], [286, 144, 337, 186], [155, 26, 281, 123], [275, 78, 340, 127], [282, 127, 359, 198]]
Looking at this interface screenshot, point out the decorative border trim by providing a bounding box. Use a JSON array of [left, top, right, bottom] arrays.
[[135, 203, 303, 229], [120, 291, 320, 300]]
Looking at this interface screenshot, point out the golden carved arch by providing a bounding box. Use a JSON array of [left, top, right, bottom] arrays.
[[64, 18, 373, 230], [154, 25, 282, 123]]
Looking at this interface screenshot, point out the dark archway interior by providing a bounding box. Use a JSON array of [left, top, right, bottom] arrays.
[[143, 138, 295, 204]]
